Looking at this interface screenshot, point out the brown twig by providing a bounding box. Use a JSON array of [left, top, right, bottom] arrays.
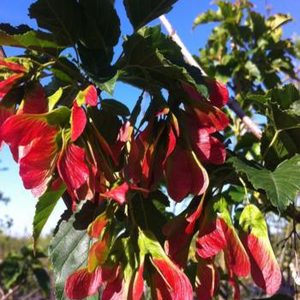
[[159, 15, 263, 140], [0, 285, 21, 300], [0, 46, 6, 59]]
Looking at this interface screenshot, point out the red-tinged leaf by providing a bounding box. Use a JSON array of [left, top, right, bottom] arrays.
[[196, 133, 226, 165], [21, 83, 48, 114], [197, 199, 250, 277], [138, 231, 193, 300], [195, 259, 219, 300], [101, 264, 120, 283], [127, 137, 143, 183], [197, 217, 250, 277], [88, 235, 110, 273], [71, 102, 87, 141], [111, 121, 133, 161], [87, 213, 109, 238], [183, 80, 229, 109], [163, 125, 177, 166], [84, 85, 98, 106], [57, 143, 90, 192], [239, 205, 282, 295], [182, 83, 203, 102], [0, 106, 14, 147], [0, 59, 26, 72], [223, 221, 250, 277], [196, 217, 227, 258], [0, 73, 23, 99], [151, 258, 193, 300], [19, 134, 58, 197], [206, 79, 229, 108], [101, 182, 130, 205], [1, 114, 55, 152], [193, 104, 229, 133], [75, 163, 98, 201], [164, 201, 203, 267], [166, 146, 209, 202], [76, 85, 98, 107], [1, 114, 59, 196], [164, 215, 193, 267], [102, 273, 125, 300], [129, 264, 144, 300], [186, 119, 226, 165], [65, 267, 102, 300]]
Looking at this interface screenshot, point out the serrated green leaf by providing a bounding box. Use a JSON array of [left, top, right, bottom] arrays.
[[120, 26, 199, 93], [123, 0, 178, 30], [269, 84, 300, 110], [229, 155, 300, 211], [49, 212, 91, 300], [33, 184, 66, 246]]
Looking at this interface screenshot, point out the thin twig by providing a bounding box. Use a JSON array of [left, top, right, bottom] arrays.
[[0, 46, 6, 59], [1, 285, 21, 300], [159, 15, 263, 140]]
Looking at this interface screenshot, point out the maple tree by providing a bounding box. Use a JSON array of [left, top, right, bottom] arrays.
[[0, 0, 299, 299]]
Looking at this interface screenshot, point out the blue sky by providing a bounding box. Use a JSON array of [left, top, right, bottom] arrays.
[[1, 0, 300, 236]]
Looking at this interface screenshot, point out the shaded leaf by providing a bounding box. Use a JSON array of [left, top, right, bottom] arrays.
[[101, 99, 130, 116], [79, 0, 120, 49], [29, 0, 81, 44], [124, 0, 178, 30]]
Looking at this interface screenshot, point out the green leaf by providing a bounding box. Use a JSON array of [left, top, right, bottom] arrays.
[[261, 125, 300, 170], [0, 29, 64, 53], [97, 70, 120, 95], [48, 87, 63, 111], [124, 0, 178, 30], [46, 106, 71, 126], [49, 212, 91, 300], [229, 155, 300, 211], [269, 84, 300, 110], [266, 14, 292, 32], [29, 0, 81, 45], [138, 229, 167, 258], [33, 183, 66, 246], [193, 9, 223, 27], [239, 205, 268, 239], [288, 100, 300, 116]]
